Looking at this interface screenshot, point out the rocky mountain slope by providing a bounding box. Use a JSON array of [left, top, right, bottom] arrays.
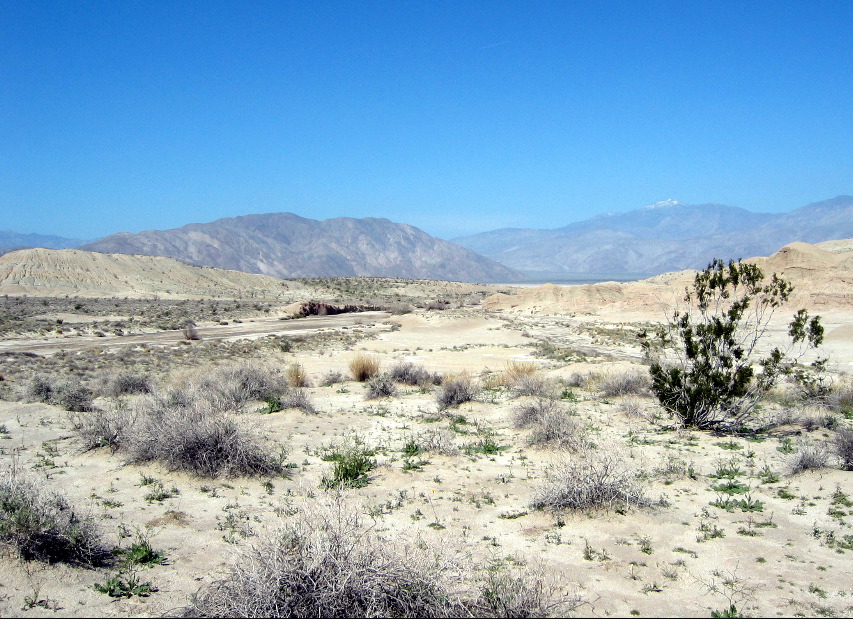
[[455, 196, 853, 277], [80, 213, 521, 283], [0, 230, 85, 254]]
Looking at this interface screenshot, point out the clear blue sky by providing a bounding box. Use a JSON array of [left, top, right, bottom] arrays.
[[2, 1, 852, 240]]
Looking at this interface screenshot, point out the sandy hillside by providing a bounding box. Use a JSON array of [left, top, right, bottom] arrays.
[[483, 240, 853, 316], [0, 248, 298, 299]]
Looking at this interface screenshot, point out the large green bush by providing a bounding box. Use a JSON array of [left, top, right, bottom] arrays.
[[640, 259, 823, 430]]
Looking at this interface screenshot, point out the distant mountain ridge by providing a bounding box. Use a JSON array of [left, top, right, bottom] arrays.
[[454, 195, 853, 277], [79, 213, 521, 283], [0, 230, 86, 255]]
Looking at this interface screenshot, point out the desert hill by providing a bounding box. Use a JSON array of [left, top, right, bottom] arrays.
[[456, 195, 853, 278], [483, 239, 853, 316], [79, 213, 521, 283], [0, 248, 299, 299]]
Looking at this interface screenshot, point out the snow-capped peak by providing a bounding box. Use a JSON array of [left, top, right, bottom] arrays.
[[642, 199, 682, 210]]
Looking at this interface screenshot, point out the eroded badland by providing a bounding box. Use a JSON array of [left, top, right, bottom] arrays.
[[0, 241, 852, 617]]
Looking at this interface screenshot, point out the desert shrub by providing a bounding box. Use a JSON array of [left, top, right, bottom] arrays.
[[500, 361, 554, 398], [321, 370, 346, 387], [477, 562, 569, 618], [349, 353, 380, 382], [389, 362, 438, 387], [22, 374, 94, 412], [511, 374, 556, 398], [93, 371, 153, 397], [22, 374, 56, 402], [514, 400, 584, 449], [183, 322, 201, 340], [279, 389, 317, 414], [834, 427, 853, 471], [828, 383, 853, 418], [598, 371, 650, 398], [790, 358, 834, 405], [125, 397, 284, 478], [512, 398, 559, 428], [51, 380, 95, 412], [184, 494, 461, 618], [285, 363, 310, 388], [437, 374, 478, 411], [366, 373, 397, 399], [640, 259, 823, 430], [416, 429, 459, 456], [0, 466, 108, 565], [531, 448, 648, 511], [197, 363, 289, 411], [321, 443, 376, 489], [565, 372, 591, 388], [69, 401, 135, 451], [501, 360, 538, 385], [618, 397, 645, 418], [800, 412, 838, 432], [789, 442, 830, 475]]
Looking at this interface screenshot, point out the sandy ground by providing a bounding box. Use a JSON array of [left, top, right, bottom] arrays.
[[1, 299, 852, 618]]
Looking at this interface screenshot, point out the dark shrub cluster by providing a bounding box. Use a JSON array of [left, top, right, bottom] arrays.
[[366, 373, 397, 399], [0, 466, 108, 565], [389, 362, 440, 387], [437, 375, 478, 411], [835, 428, 853, 471], [22, 374, 94, 412]]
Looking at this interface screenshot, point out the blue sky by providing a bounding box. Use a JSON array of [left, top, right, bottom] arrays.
[[2, 1, 852, 240]]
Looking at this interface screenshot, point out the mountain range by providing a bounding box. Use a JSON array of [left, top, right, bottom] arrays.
[[4, 195, 853, 282], [0, 231, 86, 256], [78, 213, 521, 283], [453, 195, 853, 278]]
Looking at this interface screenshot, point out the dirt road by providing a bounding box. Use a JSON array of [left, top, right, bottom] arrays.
[[0, 311, 391, 355]]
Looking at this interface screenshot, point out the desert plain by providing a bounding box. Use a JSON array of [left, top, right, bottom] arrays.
[[0, 240, 851, 618]]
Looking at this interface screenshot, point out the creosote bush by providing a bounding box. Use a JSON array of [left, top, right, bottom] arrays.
[[349, 353, 380, 382], [0, 466, 108, 565], [640, 259, 823, 430], [531, 448, 648, 512]]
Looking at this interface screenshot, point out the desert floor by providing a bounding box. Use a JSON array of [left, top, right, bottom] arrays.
[[0, 292, 851, 618]]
